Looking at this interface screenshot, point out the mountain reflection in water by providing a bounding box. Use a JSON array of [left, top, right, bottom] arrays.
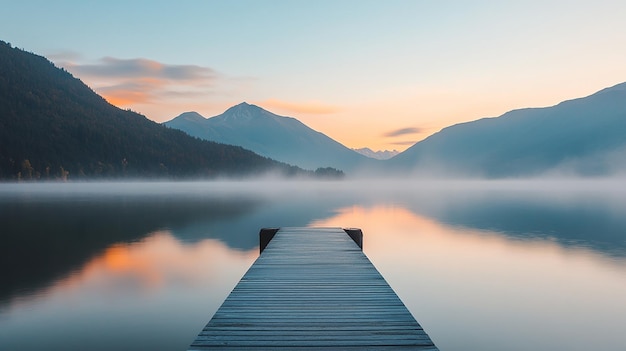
[[1, 180, 625, 351]]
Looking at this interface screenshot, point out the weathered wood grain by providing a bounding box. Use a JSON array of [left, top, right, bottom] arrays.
[[188, 227, 438, 350]]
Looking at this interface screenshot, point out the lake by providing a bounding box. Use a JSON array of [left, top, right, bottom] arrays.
[[1, 180, 625, 351]]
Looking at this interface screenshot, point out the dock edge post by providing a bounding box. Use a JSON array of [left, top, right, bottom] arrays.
[[259, 227, 280, 254], [343, 228, 363, 250]]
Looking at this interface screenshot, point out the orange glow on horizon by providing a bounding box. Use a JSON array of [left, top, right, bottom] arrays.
[[90, 78, 600, 153], [256, 98, 341, 115]]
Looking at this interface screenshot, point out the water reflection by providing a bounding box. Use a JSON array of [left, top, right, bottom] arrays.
[[314, 205, 626, 351], [0, 230, 257, 351], [0, 184, 267, 302], [1, 181, 626, 351], [396, 188, 626, 257]]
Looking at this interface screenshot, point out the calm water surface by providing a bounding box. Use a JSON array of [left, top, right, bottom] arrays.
[[1, 180, 625, 351]]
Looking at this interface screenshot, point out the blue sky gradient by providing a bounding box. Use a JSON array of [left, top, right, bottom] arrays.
[[2, 0, 625, 150]]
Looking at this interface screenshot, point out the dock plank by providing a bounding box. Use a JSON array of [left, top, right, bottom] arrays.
[[188, 227, 438, 350]]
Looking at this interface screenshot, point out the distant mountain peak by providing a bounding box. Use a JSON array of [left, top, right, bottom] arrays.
[[353, 148, 399, 160], [222, 102, 269, 121], [228, 101, 259, 111], [164, 102, 373, 171], [176, 111, 206, 122]]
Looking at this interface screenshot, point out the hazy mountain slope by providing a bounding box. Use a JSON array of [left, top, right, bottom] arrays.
[[388, 82, 626, 177], [165, 103, 376, 172], [0, 40, 306, 180]]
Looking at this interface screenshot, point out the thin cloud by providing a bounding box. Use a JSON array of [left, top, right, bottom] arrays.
[[57, 57, 220, 107], [100, 88, 152, 106], [383, 127, 422, 138], [97, 79, 165, 105], [257, 99, 341, 115], [67, 57, 217, 81], [391, 140, 418, 146]]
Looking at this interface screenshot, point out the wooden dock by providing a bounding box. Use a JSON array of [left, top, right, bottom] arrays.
[[189, 227, 438, 350]]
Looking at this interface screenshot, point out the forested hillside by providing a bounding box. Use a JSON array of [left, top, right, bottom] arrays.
[[0, 41, 305, 180]]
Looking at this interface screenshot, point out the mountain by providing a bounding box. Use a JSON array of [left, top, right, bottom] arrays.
[[353, 147, 399, 160], [164, 104, 375, 172], [0, 40, 307, 180], [387, 82, 626, 177]]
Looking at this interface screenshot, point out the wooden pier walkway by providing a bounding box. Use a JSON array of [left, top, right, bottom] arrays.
[[189, 227, 438, 350]]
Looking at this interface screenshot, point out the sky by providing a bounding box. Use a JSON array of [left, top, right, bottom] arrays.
[[2, 0, 626, 151]]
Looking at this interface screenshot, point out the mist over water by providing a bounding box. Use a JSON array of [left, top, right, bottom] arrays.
[[1, 179, 625, 351]]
